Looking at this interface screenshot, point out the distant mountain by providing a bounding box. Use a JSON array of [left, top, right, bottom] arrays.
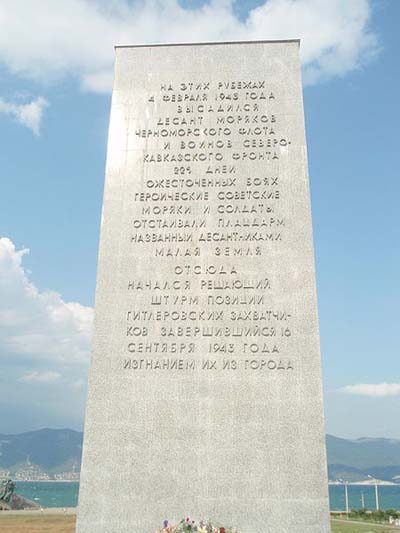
[[0, 428, 82, 479], [326, 434, 400, 483], [0, 429, 399, 482]]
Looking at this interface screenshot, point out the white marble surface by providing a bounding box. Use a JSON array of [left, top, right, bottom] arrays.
[[77, 41, 330, 533]]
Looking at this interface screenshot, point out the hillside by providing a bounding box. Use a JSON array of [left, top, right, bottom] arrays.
[[0, 429, 399, 482], [0, 428, 82, 480], [326, 434, 400, 483]]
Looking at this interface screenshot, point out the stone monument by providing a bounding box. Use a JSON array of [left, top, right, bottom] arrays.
[[77, 41, 330, 532]]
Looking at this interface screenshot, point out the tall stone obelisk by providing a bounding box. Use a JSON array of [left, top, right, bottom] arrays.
[[77, 41, 330, 532]]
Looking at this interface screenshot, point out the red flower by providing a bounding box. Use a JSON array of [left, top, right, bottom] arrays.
[[219, 528, 226, 533]]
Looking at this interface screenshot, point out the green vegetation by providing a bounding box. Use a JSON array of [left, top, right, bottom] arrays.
[[331, 510, 400, 532], [348, 509, 400, 521], [332, 520, 396, 532]]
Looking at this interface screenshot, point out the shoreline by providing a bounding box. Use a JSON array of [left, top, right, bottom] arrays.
[[0, 507, 77, 515], [17, 480, 400, 486], [15, 479, 79, 483], [329, 481, 399, 487]]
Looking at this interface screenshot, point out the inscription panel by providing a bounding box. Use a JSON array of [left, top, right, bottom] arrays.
[[77, 41, 330, 533]]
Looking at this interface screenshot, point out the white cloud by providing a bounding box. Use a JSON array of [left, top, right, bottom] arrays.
[[19, 371, 61, 384], [0, 241, 92, 430], [0, 0, 378, 93], [339, 383, 400, 398], [0, 96, 48, 135], [0, 237, 93, 367]]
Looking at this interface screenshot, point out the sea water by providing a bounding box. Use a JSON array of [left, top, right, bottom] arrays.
[[16, 481, 79, 508], [15, 482, 400, 511]]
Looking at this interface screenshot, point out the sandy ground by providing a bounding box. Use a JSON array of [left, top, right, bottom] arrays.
[[0, 510, 76, 532], [0, 513, 399, 533]]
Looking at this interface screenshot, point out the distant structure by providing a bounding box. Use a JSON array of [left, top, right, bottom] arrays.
[[0, 478, 39, 511], [0, 478, 15, 503]]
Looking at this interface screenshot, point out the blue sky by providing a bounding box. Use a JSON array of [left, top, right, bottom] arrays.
[[0, 0, 399, 438]]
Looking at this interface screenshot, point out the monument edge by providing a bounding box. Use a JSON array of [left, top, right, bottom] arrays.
[[114, 39, 301, 49]]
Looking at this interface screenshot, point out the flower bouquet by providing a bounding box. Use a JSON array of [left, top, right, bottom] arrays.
[[155, 517, 239, 532]]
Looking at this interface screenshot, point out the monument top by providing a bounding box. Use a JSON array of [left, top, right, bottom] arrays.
[[114, 38, 301, 49]]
